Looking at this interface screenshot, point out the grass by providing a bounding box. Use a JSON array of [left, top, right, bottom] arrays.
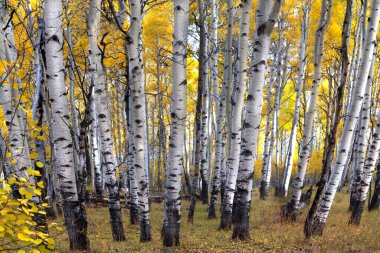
[[53, 189, 380, 252]]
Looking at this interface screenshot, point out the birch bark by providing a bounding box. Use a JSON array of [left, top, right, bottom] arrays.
[[162, 0, 189, 246], [231, 0, 281, 239], [44, 0, 89, 249], [126, 0, 151, 241], [310, 0, 380, 235]]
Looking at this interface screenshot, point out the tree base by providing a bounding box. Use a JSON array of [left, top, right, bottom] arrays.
[[45, 206, 57, 220], [349, 200, 365, 225], [130, 203, 139, 225], [140, 220, 152, 242], [109, 207, 126, 241], [232, 188, 251, 240], [187, 195, 196, 223], [281, 202, 298, 222], [162, 199, 180, 247], [63, 201, 90, 251], [259, 181, 270, 200], [219, 209, 232, 230]]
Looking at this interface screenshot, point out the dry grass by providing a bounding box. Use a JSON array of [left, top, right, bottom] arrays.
[[53, 189, 380, 252]]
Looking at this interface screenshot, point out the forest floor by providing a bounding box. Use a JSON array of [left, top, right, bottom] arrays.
[[53, 189, 380, 252]]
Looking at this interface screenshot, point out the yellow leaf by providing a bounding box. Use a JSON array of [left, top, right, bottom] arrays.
[[30, 152, 39, 160], [37, 181, 44, 188], [34, 189, 42, 196], [17, 232, 30, 242], [36, 161, 44, 168], [19, 187, 27, 195], [8, 177, 16, 185], [36, 135, 47, 141], [45, 238, 55, 245]]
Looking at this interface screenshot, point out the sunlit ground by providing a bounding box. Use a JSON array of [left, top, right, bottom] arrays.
[[53, 188, 380, 252]]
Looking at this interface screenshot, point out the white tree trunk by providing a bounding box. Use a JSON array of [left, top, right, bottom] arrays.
[[87, 0, 125, 241], [350, 109, 380, 224], [220, 0, 234, 202], [162, 0, 189, 246], [311, 0, 380, 234], [0, 7, 30, 180], [219, 0, 253, 230], [288, 0, 332, 203], [209, 0, 225, 218], [200, 25, 210, 204], [44, 0, 89, 249], [232, 0, 281, 239], [126, 0, 151, 241], [281, 2, 310, 200], [350, 50, 376, 207]]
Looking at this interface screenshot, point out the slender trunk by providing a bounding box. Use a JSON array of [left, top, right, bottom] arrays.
[[88, 0, 125, 241], [369, 160, 380, 210], [219, 0, 253, 230], [126, 0, 151, 241], [280, 3, 310, 199], [350, 47, 376, 209], [285, 0, 332, 208], [208, 0, 224, 219], [350, 109, 380, 224], [307, 0, 380, 237], [231, 0, 281, 239], [188, 0, 207, 223], [161, 0, 189, 246], [200, 24, 210, 205]]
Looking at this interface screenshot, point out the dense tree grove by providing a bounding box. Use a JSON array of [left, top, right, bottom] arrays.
[[1, 0, 380, 251]]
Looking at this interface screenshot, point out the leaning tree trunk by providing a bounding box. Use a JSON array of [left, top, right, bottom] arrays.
[[219, 0, 253, 230], [0, 4, 30, 189], [349, 109, 380, 224], [231, 0, 281, 239], [308, 0, 380, 237], [304, 0, 353, 237], [126, 0, 151, 242], [350, 47, 376, 210], [369, 160, 380, 210], [87, 0, 125, 241], [44, 0, 90, 249], [161, 0, 189, 246], [283, 0, 332, 220]]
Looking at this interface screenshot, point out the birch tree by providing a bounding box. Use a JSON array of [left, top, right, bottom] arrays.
[[219, 0, 253, 230], [280, 1, 310, 200], [161, 0, 189, 246], [127, 0, 151, 241], [284, 0, 331, 201], [350, 53, 376, 210], [44, 0, 89, 249], [307, 0, 380, 236], [350, 109, 380, 224], [231, 0, 281, 238], [305, 0, 353, 236], [208, 0, 224, 219], [188, 0, 207, 222], [221, 0, 234, 202], [88, 0, 125, 241]]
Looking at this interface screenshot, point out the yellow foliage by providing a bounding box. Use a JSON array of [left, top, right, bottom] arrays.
[[0, 175, 58, 252]]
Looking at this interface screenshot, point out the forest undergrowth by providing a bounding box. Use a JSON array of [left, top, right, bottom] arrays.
[[53, 189, 380, 253]]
